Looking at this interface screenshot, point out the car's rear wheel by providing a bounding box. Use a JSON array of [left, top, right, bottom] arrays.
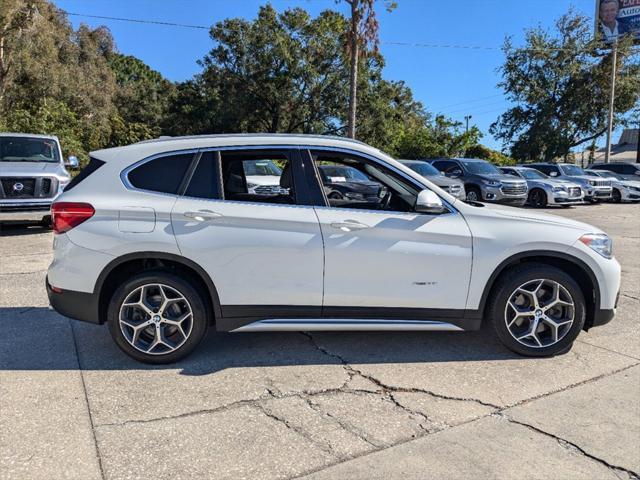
[[107, 272, 208, 364], [466, 186, 481, 202], [527, 189, 547, 208], [487, 264, 585, 357]]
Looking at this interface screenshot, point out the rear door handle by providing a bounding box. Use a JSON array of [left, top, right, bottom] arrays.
[[330, 220, 369, 231], [184, 210, 223, 222]]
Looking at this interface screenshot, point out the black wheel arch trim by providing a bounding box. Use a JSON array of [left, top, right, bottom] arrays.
[[94, 251, 223, 323], [478, 250, 601, 327]]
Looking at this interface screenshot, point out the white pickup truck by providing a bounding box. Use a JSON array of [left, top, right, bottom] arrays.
[[0, 133, 78, 225]]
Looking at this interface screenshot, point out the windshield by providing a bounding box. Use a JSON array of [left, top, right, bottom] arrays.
[[0, 136, 60, 163], [403, 161, 441, 177], [560, 164, 586, 176], [243, 159, 282, 176], [320, 165, 370, 182], [584, 171, 600, 177], [520, 169, 548, 180], [462, 160, 501, 175]]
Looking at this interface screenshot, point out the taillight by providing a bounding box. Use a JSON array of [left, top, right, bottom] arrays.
[[51, 202, 95, 234]]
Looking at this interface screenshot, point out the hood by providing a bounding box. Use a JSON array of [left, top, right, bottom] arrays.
[[480, 202, 600, 232], [478, 173, 526, 184], [530, 178, 579, 188], [0, 161, 67, 177], [245, 175, 281, 186]]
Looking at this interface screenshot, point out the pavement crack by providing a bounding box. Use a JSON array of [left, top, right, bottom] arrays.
[[300, 332, 500, 409], [253, 403, 338, 457], [387, 392, 439, 434], [69, 321, 106, 480], [620, 292, 639, 302], [499, 414, 640, 479]]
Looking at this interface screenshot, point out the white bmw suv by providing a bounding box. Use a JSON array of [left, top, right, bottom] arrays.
[[47, 135, 620, 363]]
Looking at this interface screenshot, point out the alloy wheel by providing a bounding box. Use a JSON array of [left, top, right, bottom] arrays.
[[119, 283, 193, 355], [504, 279, 574, 348], [467, 190, 479, 202]]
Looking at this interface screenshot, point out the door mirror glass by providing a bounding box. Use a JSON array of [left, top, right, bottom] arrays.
[[415, 190, 446, 214], [65, 155, 79, 168]]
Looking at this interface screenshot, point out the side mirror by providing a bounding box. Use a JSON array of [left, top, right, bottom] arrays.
[[65, 156, 79, 168], [549, 171, 558, 177], [415, 190, 447, 214]]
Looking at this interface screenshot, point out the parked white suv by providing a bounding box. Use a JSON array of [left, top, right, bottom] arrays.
[[47, 135, 621, 363]]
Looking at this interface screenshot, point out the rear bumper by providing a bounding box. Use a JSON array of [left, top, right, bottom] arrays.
[[46, 277, 101, 324]]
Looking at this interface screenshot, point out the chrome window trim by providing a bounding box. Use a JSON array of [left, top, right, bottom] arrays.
[[120, 143, 458, 214]]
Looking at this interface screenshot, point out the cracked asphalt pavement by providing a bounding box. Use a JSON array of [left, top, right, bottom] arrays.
[[1, 203, 639, 480]]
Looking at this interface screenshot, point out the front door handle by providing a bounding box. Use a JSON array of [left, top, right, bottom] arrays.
[[184, 210, 223, 222], [330, 220, 369, 232]]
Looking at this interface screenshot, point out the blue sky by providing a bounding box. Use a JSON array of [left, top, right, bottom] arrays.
[[54, 0, 609, 151]]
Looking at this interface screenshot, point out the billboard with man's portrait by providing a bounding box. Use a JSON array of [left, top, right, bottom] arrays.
[[596, 0, 640, 43]]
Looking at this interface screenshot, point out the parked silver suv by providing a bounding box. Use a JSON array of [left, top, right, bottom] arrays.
[[500, 166, 584, 207], [526, 163, 612, 202], [430, 158, 528, 206], [0, 133, 78, 224]]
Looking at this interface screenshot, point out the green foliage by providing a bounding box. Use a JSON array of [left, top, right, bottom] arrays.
[[464, 144, 516, 166], [491, 10, 640, 161]]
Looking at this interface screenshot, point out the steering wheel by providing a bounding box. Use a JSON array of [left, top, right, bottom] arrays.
[[380, 191, 393, 210]]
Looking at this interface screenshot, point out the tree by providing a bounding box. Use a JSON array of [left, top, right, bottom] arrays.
[[0, 1, 37, 102], [340, 0, 396, 139], [167, 5, 350, 135], [490, 10, 640, 161]]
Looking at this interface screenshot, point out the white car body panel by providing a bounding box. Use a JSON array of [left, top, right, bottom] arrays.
[[314, 206, 472, 309], [171, 197, 324, 306]]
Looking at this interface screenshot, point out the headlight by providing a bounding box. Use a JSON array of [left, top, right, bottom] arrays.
[[552, 186, 567, 193], [481, 179, 501, 187], [579, 233, 613, 259], [588, 180, 596, 186]]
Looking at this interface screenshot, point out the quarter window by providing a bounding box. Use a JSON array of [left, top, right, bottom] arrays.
[[128, 153, 193, 194]]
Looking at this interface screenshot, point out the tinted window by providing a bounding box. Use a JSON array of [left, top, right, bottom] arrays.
[[620, 164, 639, 175], [560, 165, 585, 176], [403, 161, 441, 177], [462, 161, 501, 175], [184, 151, 221, 199], [432, 160, 456, 172], [128, 153, 193, 194], [64, 157, 105, 192], [532, 165, 556, 175]]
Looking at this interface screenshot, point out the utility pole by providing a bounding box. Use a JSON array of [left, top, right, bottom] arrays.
[[464, 115, 472, 133], [604, 42, 618, 164]]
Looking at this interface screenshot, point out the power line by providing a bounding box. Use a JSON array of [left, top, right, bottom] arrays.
[[62, 11, 209, 29]]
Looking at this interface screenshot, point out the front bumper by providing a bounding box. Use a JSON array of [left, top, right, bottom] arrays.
[[46, 277, 101, 324], [0, 202, 51, 221]]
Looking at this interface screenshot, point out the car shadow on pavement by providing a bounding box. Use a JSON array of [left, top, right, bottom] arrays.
[[0, 307, 527, 374], [0, 223, 50, 236]]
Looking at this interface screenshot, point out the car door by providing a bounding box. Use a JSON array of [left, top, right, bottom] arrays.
[[305, 149, 473, 314], [171, 148, 324, 317]]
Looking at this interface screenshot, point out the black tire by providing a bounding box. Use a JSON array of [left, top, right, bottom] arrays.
[[107, 271, 209, 364], [328, 191, 343, 200], [41, 215, 52, 228], [612, 189, 622, 203], [466, 186, 482, 202], [487, 263, 586, 357], [527, 189, 547, 208]]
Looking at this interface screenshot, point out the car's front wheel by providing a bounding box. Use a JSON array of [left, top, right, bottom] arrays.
[[487, 264, 586, 357], [466, 186, 481, 202], [527, 188, 547, 208], [107, 272, 209, 364]]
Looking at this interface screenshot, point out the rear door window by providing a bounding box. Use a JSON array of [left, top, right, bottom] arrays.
[[127, 153, 194, 194], [184, 151, 222, 199]]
